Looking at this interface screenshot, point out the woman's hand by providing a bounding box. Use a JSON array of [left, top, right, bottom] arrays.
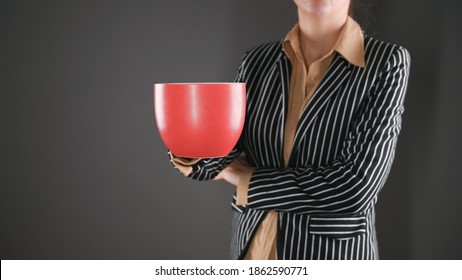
[[214, 156, 254, 188]]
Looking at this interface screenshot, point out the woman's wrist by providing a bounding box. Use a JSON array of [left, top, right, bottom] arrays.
[[168, 151, 201, 176]]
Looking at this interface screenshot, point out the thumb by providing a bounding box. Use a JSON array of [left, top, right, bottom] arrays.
[[213, 173, 223, 181]]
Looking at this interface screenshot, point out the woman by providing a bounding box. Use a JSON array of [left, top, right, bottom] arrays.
[[170, 0, 410, 260]]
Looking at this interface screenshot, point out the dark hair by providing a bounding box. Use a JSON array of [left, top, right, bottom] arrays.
[[349, 0, 376, 32]]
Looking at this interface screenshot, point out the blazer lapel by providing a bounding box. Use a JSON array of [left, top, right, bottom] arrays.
[[276, 52, 292, 166], [277, 53, 291, 123], [290, 55, 353, 162]]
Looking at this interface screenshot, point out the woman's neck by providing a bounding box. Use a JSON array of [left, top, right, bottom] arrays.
[[297, 9, 348, 66]]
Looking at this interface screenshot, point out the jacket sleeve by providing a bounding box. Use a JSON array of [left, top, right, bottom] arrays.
[[246, 47, 411, 215], [168, 52, 248, 181]]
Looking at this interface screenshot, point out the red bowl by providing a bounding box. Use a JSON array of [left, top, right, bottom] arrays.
[[154, 83, 246, 158]]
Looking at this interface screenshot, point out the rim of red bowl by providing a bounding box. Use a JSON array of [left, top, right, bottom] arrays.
[[154, 82, 245, 85]]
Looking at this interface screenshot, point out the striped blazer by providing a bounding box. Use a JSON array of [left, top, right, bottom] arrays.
[[183, 35, 410, 259]]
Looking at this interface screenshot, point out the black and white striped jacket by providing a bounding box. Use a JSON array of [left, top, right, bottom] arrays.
[[184, 35, 410, 259]]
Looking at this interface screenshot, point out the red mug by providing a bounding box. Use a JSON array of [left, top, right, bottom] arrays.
[[154, 83, 246, 158]]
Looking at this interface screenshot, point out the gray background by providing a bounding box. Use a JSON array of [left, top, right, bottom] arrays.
[[1, 0, 461, 259]]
